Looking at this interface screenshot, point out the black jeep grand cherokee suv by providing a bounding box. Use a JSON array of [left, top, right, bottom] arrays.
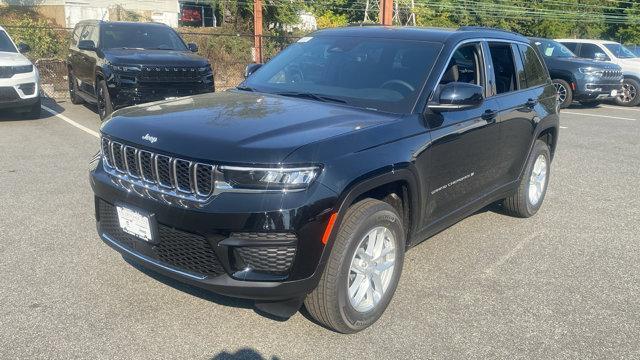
[[530, 37, 623, 108], [67, 20, 214, 120], [90, 26, 559, 333]]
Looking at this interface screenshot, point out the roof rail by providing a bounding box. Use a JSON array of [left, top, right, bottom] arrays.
[[457, 26, 521, 36]]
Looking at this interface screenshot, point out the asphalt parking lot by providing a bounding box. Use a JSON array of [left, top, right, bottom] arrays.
[[0, 99, 638, 359]]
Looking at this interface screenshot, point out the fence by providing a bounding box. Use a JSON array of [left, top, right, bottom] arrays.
[[3, 26, 300, 100]]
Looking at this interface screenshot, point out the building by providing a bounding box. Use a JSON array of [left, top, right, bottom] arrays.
[[1, 0, 217, 28]]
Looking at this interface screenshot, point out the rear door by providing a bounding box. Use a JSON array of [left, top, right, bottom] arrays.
[[424, 41, 502, 222], [77, 24, 98, 95]]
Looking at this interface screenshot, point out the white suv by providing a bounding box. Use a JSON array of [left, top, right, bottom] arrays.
[[556, 39, 640, 107], [0, 26, 40, 118]]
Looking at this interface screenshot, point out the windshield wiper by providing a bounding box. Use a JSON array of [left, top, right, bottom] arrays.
[[275, 92, 347, 104], [236, 85, 256, 92]]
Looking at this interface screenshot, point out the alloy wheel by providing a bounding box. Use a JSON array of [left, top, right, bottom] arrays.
[[528, 154, 547, 206], [618, 82, 637, 104], [347, 226, 396, 313], [554, 82, 567, 105]]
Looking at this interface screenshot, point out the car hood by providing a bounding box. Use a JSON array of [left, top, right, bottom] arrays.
[[550, 56, 618, 69], [617, 58, 640, 73], [0, 51, 31, 66], [101, 91, 399, 164], [103, 49, 208, 66]]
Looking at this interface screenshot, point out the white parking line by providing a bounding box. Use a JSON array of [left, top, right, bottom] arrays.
[[600, 105, 640, 112], [41, 105, 100, 138], [562, 111, 637, 121]]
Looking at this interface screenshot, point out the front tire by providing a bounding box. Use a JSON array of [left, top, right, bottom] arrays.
[[96, 79, 113, 121], [305, 198, 405, 333], [502, 140, 551, 218], [614, 78, 640, 107], [68, 70, 83, 105], [553, 79, 573, 109]]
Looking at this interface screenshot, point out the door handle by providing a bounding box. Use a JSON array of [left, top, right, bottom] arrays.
[[526, 98, 538, 108], [481, 109, 498, 123]]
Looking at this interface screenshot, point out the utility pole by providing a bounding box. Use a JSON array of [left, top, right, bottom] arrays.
[[379, 0, 393, 26], [253, 0, 263, 63]]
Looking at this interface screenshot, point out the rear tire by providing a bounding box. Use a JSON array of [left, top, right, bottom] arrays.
[[553, 79, 573, 109], [68, 70, 83, 105], [96, 79, 113, 121], [305, 198, 405, 333], [502, 140, 551, 218], [614, 78, 640, 107]]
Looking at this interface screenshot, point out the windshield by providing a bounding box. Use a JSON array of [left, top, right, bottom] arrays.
[[534, 39, 575, 58], [604, 43, 637, 59], [0, 30, 17, 53], [242, 36, 442, 113], [100, 24, 187, 51]]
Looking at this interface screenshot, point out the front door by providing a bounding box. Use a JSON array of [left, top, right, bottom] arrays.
[[424, 42, 502, 223]]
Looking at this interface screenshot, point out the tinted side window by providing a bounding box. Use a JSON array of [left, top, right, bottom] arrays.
[[72, 25, 82, 46], [488, 42, 517, 94], [563, 42, 578, 53], [439, 43, 483, 86], [518, 44, 548, 87], [79, 25, 93, 42], [579, 43, 609, 60]]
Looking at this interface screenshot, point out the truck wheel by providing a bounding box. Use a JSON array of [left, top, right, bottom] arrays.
[[305, 198, 405, 333], [614, 78, 640, 107], [68, 71, 83, 105], [96, 79, 113, 121], [22, 96, 41, 119], [552, 79, 572, 109], [502, 140, 551, 218]]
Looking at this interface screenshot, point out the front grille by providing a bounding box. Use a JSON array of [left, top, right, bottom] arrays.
[[0, 65, 32, 79], [0, 87, 19, 101], [139, 65, 210, 83], [602, 68, 623, 80], [101, 136, 215, 201], [235, 246, 297, 274], [98, 200, 225, 277]]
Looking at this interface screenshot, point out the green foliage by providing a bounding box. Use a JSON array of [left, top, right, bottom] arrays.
[[317, 12, 349, 29], [3, 18, 67, 59]]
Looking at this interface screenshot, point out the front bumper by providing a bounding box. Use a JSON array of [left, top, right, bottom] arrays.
[[90, 160, 338, 301], [0, 69, 40, 109], [574, 76, 623, 101]]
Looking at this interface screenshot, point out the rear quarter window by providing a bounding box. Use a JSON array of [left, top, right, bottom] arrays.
[[518, 44, 548, 88]]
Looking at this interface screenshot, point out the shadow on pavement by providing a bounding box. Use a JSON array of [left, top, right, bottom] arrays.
[[211, 348, 280, 360]]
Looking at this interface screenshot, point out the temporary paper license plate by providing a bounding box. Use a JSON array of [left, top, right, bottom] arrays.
[[116, 205, 152, 242]]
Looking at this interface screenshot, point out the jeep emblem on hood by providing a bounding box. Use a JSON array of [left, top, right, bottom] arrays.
[[141, 134, 158, 144]]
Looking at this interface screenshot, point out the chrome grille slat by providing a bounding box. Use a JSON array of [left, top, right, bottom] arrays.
[[100, 136, 215, 203]]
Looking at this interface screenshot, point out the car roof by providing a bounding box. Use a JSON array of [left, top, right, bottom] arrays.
[[555, 39, 619, 45], [0, 25, 5, 32], [311, 25, 530, 45], [74, 20, 169, 28]]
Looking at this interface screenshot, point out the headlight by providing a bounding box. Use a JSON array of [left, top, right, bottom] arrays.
[[218, 166, 320, 191], [109, 64, 141, 72], [13, 65, 33, 74], [579, 67, 604, 77]]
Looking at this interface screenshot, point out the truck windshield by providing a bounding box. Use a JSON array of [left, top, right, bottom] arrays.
[[100, 24, 187, 51], [534, 39, 575, 58], [0, 31, 17, 53], [604, 43, 637, 59], [242, 36, 442, 113]]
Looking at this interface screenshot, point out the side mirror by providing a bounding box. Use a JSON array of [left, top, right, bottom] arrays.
[[245, 63, 263, 78], [78, 40, 96, 51], [17, 43, 30, 53], [594, 52, 608, 61], [187, 43, 198, 52], [428, 82, 484, 112]]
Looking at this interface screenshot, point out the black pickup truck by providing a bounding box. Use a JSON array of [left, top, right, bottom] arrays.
[[67, 20, 214, 120], [91, 26, 559, 333]]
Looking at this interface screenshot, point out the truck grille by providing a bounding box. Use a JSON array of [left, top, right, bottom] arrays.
[[101, 137, 215, 201], [0, 65, 33, 79], [139, 65, 210, 82], [235, 246, 297, 274], [98, 200, 225, 277], [602, 68, 623, 80]]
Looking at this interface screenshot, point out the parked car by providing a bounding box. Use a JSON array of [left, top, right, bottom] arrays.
[[91, 26, 559, 333], [530, 37, 623, 108], [0, 25, 40, 118], [556, 39, 640, 106], [67, 20, 214, 120]]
